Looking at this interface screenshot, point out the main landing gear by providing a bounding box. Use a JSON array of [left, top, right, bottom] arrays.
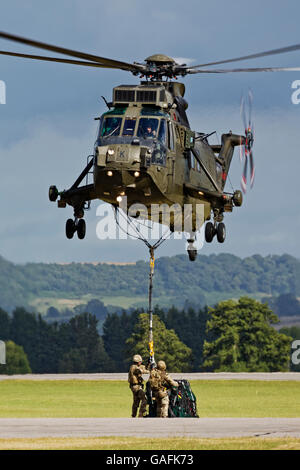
[[65, 205, 86, 240], [205, 221, 226, 243], [48, 185, 87, 240], [66, 217, 86, 240], [205, 209, 226, 244]]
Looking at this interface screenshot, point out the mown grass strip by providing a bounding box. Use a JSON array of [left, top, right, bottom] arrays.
[[0, 380, 299, 418], [0, 436, 299, 450]]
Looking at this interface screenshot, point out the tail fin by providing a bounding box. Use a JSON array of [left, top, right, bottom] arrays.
[[218, 133, 244, 190]]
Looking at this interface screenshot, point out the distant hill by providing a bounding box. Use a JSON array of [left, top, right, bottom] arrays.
[[0, 253, 299, 313]]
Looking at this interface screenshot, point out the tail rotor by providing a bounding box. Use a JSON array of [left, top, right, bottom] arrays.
[[240, 90, 255, 193]]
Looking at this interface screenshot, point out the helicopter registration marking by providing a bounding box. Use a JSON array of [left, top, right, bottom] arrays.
[[117, 149, 128, 161]]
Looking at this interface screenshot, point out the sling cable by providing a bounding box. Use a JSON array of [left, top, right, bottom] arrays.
[[114, 206, 170, 366]]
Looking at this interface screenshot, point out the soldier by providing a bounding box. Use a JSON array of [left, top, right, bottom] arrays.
[[128, 354, 149, 418], [149, 360, 178, 418]]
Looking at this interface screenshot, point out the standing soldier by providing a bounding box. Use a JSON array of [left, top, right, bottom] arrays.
[[128, 354, 149, 418], [149, 360, 178, 418]]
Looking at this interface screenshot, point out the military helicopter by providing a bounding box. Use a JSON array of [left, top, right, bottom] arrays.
[[1, 32, 300, 261]]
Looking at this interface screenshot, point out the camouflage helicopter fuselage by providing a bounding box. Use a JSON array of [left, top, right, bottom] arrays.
[[56, 79, 244, 233]]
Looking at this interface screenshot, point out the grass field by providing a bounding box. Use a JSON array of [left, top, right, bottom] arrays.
[[0, 380, 299, 418], [0, 436, 299, 450], [0, 379, 299, 450]]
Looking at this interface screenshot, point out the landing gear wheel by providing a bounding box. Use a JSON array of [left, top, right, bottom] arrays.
[[216, 222, 226, 243], [187, 238, 197, 262], [205, 222, 215, 243], [188, 249, 197, 262], [49, 185, 58, 202], [66, 219, 76, 239], [77, 219, 86, 240], [233, 190, 243, 207]]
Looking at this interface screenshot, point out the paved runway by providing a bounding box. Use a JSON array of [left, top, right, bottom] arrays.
[[0, 418, 300, 439]]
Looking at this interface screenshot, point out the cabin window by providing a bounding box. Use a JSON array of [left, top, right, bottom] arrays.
[[137, 118, 159, 138], [101, 117, 122, 137], [122, 118, 136, 136]]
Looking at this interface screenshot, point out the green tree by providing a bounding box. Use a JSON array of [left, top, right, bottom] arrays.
[[0, 308, 10, 340], [57, 313, 113, 372], [58, 347, 88, 373], [102, 309, 141, 371], [275, 294, 300, 316], [126, 313, 193, 372], [203, 297, 292, 372], [10, 307, 58, 373], [58, 337, 111, 373], [158, 305, 209, 370], [46, 306, 60, 319], [0, 340, 31, 375]]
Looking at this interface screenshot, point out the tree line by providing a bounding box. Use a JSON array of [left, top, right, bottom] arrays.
[[1, 253, 300, 312], [0, 308, 112, 374], [0, 297, 298, 374]]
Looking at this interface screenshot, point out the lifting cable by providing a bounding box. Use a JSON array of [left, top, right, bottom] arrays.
[[114, 206, 170, 366]]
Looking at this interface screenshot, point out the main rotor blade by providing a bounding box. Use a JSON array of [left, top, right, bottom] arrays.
[[0, 31, 142, 73], [0, 50, 118, 68], [184, 43, 300, 69], [187, 66, 300, 73]]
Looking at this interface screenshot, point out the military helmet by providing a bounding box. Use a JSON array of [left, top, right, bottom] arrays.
[[133, 354, 142, 363], [157, 360, 166, 370]]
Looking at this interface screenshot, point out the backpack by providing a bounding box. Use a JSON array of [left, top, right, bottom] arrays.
[[168, 379, 199, 418], [146, 379, 199, 418]]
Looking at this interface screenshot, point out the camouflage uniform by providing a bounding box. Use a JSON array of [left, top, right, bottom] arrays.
[[149, 360, 178, 418], [128, 355, 149, 418]]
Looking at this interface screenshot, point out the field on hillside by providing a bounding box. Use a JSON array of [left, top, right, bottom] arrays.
[[0, 380, 299, 418], [2, 253, 299, 313]]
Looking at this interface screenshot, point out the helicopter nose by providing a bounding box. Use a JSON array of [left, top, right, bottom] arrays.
[[96, 143, 141, 167]]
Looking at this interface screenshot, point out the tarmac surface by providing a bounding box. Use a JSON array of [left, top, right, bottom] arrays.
[[0, 418, 300, 439]]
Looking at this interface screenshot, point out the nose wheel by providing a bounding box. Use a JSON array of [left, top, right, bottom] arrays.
[[65, 217, 86, 240], [187, 238, 197, 262]]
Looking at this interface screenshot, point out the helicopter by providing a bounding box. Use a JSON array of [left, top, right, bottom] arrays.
[[1, 32, 300, 261]]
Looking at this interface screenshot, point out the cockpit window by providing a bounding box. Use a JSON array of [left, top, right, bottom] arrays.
[[137, 118, 159, 139], [101, 117, 122, 137], [158, 119, 167, 144], [123, 118, 136, 136]]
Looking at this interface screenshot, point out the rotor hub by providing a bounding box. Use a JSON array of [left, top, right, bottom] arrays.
[[133, 54, 187, 80]]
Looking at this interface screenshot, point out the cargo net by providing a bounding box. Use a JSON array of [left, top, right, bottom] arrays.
[[146, 379, 199, 418]]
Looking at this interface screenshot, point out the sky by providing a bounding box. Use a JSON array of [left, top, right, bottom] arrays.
[[0, 0, 300, 263]]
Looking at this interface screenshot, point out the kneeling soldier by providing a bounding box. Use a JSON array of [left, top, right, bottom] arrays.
[[128, 354, 149, 418], [149, 360, 178, 418]]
